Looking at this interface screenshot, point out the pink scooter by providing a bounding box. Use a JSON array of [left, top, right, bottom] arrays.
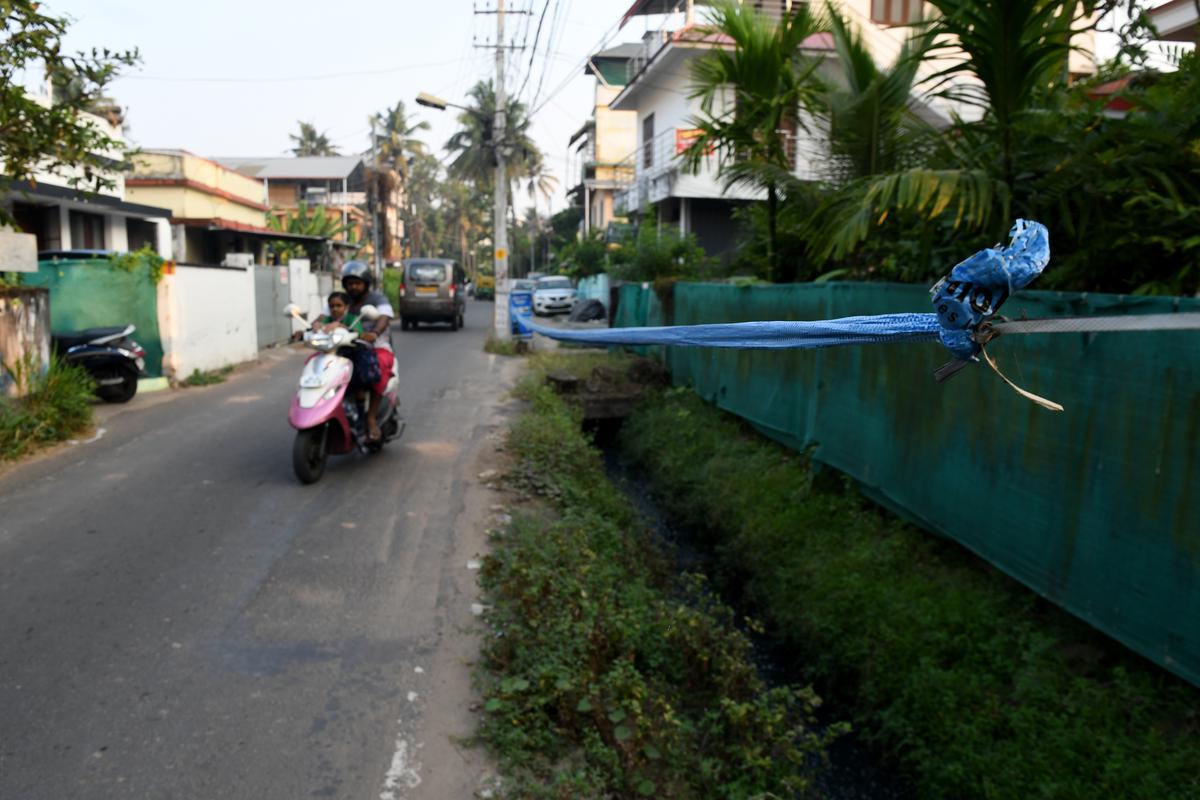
[[285, 304, 404, 483]]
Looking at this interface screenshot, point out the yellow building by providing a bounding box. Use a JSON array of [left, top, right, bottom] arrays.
[[567, 44, 640, 235], [127, 149, 315, 265]]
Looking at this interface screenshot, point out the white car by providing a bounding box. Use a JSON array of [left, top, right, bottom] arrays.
[[532, 276, 577, 316]]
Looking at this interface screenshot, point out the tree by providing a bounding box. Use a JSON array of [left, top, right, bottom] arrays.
[[371, 100, 429, 182], [445, 80, 540, 189], [1, 1, 139, 225], [812, 0, 1094, 260], [267, 203, 356, 265], [288, 121, 340, 156], [822, 5, 930, 183], [681, 0, 826, 282]]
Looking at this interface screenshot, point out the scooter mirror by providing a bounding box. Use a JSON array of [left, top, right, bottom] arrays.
[[359, 304, 380, 321]]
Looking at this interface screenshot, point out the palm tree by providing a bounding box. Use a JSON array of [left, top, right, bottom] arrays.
[[681, 0, 827, 282], [288, 121, 340, 157], [444, 80, 540, 189], [371, 100, 430, 182], [822, 5, 930, 182]]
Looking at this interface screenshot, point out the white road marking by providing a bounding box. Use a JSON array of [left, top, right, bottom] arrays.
[[407, 691, 418, 703], [379, 726, 422, 800], [466, 559, 481, 571], [68, 428, 106, 446], [414, 666, 425, 674]]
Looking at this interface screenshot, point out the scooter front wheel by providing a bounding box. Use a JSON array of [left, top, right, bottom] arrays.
[[293, 425, 329, 484]]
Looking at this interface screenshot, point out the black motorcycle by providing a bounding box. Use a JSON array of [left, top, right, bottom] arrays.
[[52, 325, 146, 403]]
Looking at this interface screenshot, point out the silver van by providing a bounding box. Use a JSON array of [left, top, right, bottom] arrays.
[[398, 258, 467, 331]]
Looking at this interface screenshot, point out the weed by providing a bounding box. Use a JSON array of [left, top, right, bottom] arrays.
[[478, 356, 844, 798], [483, 335, 527, 357], [0, 355, 94, 460], [180, 365, 233, 387], [620, 388, 1200, 800]]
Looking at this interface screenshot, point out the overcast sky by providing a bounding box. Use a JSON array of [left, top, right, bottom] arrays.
[[50, 0, 651, 213]]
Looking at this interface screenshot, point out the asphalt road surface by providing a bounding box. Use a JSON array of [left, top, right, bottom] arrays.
[[0, 306, 521, 800]]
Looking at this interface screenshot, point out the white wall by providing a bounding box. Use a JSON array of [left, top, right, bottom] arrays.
[[157, 264, 258, 380]]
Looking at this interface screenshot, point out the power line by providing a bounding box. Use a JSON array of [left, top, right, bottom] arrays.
[[123, 56, 471, 84], [515, 0, 553, 101]]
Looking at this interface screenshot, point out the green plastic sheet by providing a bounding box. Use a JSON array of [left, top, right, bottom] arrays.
[[25, 259, 164, 377], [619, 280, 1200, 687]]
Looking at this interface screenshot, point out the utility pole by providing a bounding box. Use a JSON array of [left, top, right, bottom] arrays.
[[492, 0, 510, 340], [370, 115, 382, 281]]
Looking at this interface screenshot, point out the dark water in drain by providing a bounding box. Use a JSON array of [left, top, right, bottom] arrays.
[[592, 421, 913, 800]]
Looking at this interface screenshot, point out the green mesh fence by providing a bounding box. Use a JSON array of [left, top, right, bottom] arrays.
[[25, 259, 164, 377], [618, 280, 1200, 688]]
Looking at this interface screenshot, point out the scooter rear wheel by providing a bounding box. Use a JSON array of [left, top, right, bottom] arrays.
[[293, 425, 329, 484], [95, 368, 138, 403]]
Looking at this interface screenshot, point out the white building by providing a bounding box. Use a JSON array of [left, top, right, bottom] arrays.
[[3, 95, 172, 257]]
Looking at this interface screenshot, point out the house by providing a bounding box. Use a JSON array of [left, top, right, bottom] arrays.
[[218, 156, 404, 266], [2, 106, 172, 257], [126, 149, 322, 266], [1146, 0, 1198, 42], [216, 156, 368, 244], [566, 43, 640, 236], [608, 0, 1095, 257]]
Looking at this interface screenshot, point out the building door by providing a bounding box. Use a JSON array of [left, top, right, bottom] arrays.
[[69, 210, 107, 250]]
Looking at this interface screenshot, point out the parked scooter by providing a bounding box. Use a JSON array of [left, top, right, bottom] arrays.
[[284, 304, 404, 484], [51, 324, 146, 403]]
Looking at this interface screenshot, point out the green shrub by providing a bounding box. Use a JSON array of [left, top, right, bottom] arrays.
[[0, 355, 94, 460], [478, 358, 844, 798], [620, 388, 1200, 800]]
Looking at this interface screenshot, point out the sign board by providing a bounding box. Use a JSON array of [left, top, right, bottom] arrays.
[[279, 266, 289, 285], [495, 248, 507, 260], [0, 231, 38, 273]]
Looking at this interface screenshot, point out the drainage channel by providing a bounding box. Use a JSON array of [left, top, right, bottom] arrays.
[[589, 420, 914, 800]]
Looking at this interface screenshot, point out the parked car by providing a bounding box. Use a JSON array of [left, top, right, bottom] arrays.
[[510, 278, 537, 292], [532, 276, 577, 316], [398, 258, 466, 331]]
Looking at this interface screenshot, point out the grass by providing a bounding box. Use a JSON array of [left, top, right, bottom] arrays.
[[476, 353, 844, 799], [619, 387, 1200, 800], [0, 355, 94, 460], [180, 365, 233, 387], [483, 335, 527, 356]]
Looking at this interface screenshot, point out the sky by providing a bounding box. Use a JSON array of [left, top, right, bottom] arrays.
[[49, 0, 651, 213]]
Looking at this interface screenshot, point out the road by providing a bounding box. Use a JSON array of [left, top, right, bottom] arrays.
[[0, 307, 521, 800]]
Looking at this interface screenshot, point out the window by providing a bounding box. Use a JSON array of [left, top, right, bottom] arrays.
[[408, 263, 446, 282], [11, 203, 60, 252], [643, 113, 655, 169], [69, 210, 106, 250], [872, 0, 922, 25], [126, 218, 158, 253]]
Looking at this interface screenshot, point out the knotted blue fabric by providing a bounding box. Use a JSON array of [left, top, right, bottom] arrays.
[[516, 219, 1050, 358], [929, 219, 1050, 360]]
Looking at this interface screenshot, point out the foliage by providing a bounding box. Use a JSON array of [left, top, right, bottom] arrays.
[[683, 0, 826, 281], [556, 230, 608, 280], [109, 245, 166, 284], [620, 388, 1200, 800], [0, 354, 93, 460], [482, 334, 525, 357], [445, 80, 540, 191], [288, 121, 340, 157], [0, 1, 139, 227], [610, 221, 712, 283], [478, 353, 843, 798], [180, 366, 231, 387], [370, 99, 429, 183], [267, 203, 357, 266]]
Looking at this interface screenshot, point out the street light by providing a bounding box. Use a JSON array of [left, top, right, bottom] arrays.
[[417, 90, 510, 341]]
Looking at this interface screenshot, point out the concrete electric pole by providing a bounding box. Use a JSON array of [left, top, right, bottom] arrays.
[[491, 0, 510, 340]]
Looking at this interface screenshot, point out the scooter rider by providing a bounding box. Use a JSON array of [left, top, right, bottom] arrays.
[[336, 260, 395, 442]]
